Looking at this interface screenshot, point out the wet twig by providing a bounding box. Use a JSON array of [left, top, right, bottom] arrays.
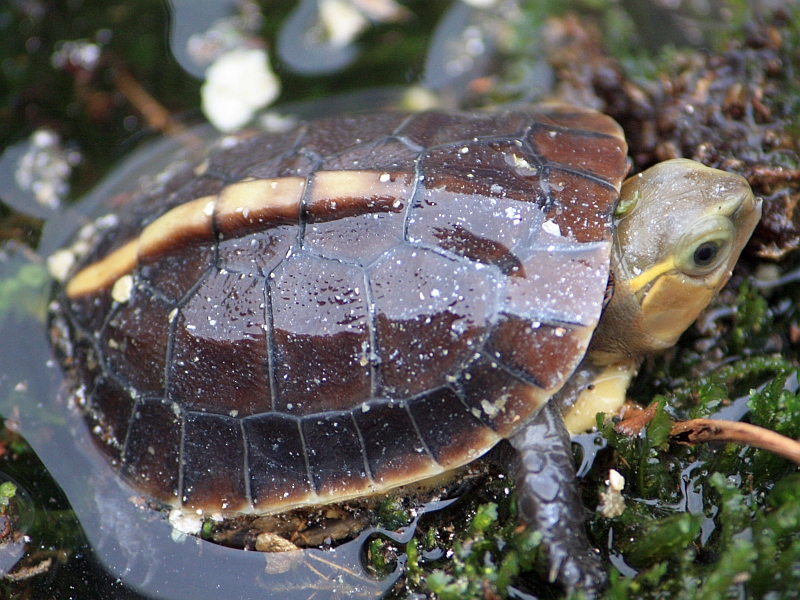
[[112, 66, 186, 136], [614, 403, 800, 465], [670, 419, 800, 465]]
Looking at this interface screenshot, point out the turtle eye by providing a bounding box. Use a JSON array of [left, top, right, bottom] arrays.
[[693, 241, 720, 267], [675, 216, 734, 276]]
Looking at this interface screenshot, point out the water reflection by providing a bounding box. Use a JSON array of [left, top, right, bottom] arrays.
[[0, 130, 401, 598]]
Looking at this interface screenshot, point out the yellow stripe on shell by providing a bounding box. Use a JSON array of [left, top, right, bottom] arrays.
[[307, 170, 413, 213], [65, 195, 214, 300], [215, 177, 305, 235], [65, 239, 139, 299], [65, 176, 305, 299], [139, 195, 216, 260], [65, 170, 415, 299]]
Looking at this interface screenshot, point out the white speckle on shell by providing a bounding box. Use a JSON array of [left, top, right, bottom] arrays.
[[111, 274, 133, 303], [47, 249, 75, 283], [542, 219, 561, 236]]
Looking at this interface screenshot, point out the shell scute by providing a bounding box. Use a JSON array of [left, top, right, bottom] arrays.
[[204, 128, 304, 181], [397, 111, 528, 148], [243, 413, 312, 510], [299, 112, 410, 158], [168, 273, 271, 417], [217, 226, 295, 277], [457, 356, 549, 437], [87, 375, 135, 461], [419, 140, 545, 203], [528, 124, 628, 187], [353, 399, 437, 485], [270, 253, 371, 414], [369, 245, 499, 399], [304, 210, 406, 265], [500, 243, 610, 328], [544, 172, 620, 243], [485, 316, 591, 392], [406, 387, 498, 468], [324, 137, 421, 172], [406, 184, 545, 269], [181, 412, 248, 512], [101, 287, 172, 398], [121, 397, 182, 505], [139, 242, 214, 302], [528, 106, 626, 142], [301, 412, 370, 498]]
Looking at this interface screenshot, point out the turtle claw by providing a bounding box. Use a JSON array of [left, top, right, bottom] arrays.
[[551, 549, 607, 596]]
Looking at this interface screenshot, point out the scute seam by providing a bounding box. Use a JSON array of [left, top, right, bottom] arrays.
[[296, 415, 315, 496], [402, 400, 436, 463], [240, 418, 253, 509], [349, 411, 376, 486]]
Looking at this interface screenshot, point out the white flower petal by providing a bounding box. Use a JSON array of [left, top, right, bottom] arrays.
[[201, 48, 280, 132]]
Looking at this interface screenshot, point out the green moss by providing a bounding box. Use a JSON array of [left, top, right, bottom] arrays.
[[731, 281, 771, 354], [419, 499, 542, 599], [621, 513, 703, 569], [749, 373, 800, 439], [378, 496, 412, 531], [0, 481, 16, 509], [0, 261, 49, 324], [368, 537, 392, 578], [599, 397, 679, 501]]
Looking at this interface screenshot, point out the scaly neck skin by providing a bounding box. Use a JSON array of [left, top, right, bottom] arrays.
[[585, 267, 672, 366]]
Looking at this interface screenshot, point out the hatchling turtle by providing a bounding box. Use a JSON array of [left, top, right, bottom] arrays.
[[48, 104, 760, 591]]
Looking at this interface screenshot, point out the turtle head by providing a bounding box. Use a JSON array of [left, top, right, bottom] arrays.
[[591, 158, 761, 361]]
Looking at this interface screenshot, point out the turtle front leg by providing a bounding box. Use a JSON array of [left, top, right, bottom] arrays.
[[509, 400, 606, 593]]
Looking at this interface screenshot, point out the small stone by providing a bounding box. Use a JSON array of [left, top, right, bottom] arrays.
[[255, 532, 300, 552], [597, 469, 626, 518]]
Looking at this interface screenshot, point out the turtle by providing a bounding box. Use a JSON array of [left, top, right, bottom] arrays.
[[48, 104, 760, 592]]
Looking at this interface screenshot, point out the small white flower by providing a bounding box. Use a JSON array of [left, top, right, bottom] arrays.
[[201, 48, 280, 132], [319, 0, 408, 48], [14, 128, 79, 210], [319, 0, 369, 48]]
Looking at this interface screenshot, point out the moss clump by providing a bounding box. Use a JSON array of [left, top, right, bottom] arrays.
[[421, 502, 543, 600]]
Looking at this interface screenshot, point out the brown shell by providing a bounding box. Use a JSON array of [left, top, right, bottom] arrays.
[[52, 106, 628, 514]]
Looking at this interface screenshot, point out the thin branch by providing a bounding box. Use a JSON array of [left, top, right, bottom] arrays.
[[670, 419, 800, 465]]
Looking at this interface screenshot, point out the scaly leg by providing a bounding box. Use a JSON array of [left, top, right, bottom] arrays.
[[509, 400, 606, 592]]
